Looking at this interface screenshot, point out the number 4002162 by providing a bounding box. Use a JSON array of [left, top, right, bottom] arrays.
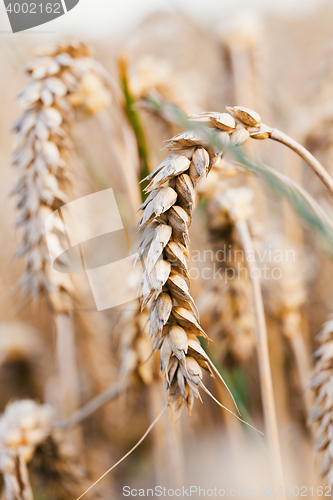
[[276, 486, 332, 497], [5, 2, 62, 14]]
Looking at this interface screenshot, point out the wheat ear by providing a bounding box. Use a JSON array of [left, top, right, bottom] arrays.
[[0, 400, 53, 500], [0, 399, 104, 500], [11, 42, 112, 418], [201, 186, 257, 362], [310, 319, 333, 488], [136, 110, 269, 426], [12, 41, 112, 309]]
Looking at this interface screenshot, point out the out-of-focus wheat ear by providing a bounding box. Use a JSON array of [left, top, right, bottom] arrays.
[[202, 182, 284, 489], [0, 400, 53, 500], [12, 42, 114, 420], [235, 216, 285, 492], [199, 185, 257, 364], [262, 244, 313, 420], [0, 399, 109, 500], [310, 319, 333, 488], [220, 16, 267, 115]]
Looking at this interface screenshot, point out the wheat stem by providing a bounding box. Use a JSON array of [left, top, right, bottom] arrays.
[[54, 313, 81, 419], [76, 403, 169, 500], [57, 379, 130, 430], [235, 218, 285, 495], [269, 127, 333, 198], [288, 329, 313, 416], [118, 55, 151, 193], [97, 110, 141, 220]]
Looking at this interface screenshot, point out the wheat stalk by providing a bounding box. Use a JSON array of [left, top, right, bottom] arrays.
[[197, 174, 285, 487], [235, 218, 285, 491]]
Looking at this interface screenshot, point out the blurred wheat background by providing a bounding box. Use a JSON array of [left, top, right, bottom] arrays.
[[1, 1, 333, 499]]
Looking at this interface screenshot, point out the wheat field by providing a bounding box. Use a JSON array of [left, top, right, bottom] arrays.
[[1, 4, 333, 500]]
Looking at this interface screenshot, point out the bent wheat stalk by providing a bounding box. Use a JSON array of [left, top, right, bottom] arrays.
[[223, 106, 333, 198], [146, 97, 333, 199], [268, 128, 333, 198]]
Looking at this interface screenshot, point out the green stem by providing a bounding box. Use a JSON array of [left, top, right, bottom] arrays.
[[119, 57, 150, 200]]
